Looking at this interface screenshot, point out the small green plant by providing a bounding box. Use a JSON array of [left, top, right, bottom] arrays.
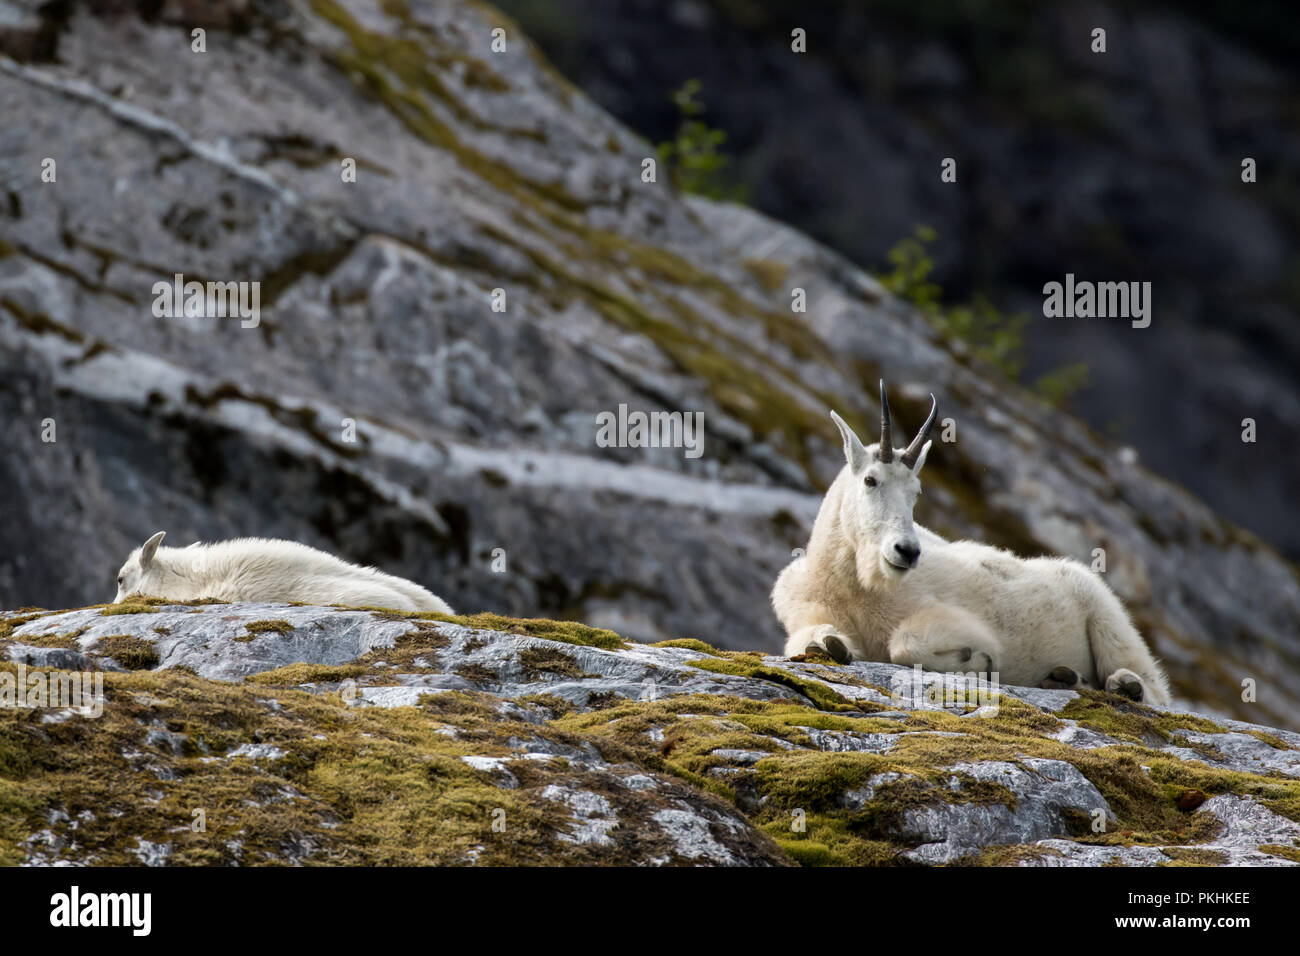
[[880, 226, 1087, 406], [1032, 362, 1090, 407], [656, 80, 746, 201]]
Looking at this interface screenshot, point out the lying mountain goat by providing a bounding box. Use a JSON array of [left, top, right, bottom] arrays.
[[771, 382, 1170, 705], [113, 532, 454, 614]]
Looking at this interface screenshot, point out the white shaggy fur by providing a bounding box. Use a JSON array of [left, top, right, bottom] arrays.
[[113, 532, 454, 614], [771, 399, 1170, 706]]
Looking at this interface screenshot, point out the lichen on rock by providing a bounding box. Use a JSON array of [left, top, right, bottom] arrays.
[[3, 603, 1298, 866]]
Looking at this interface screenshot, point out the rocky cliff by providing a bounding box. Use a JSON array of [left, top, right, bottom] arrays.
[[4, 602, 1299, 866], [0, 0, 1298, 731], [497, 0, 1300, 561]]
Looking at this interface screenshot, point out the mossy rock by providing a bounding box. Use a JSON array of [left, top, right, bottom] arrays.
[[92, 635, 160, 670]]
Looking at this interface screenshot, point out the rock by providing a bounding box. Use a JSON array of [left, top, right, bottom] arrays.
[[2, 602, 1298, 866], [0, 0, 1298, 734], [898, 759, 1114, 865], [495, 0, 1300, 564]]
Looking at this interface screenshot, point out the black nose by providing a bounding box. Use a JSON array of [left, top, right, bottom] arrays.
[[894, 542, 920, 565]]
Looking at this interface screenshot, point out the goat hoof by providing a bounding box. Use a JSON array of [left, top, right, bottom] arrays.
[[1106, 672, 1144, 702], [1040, 666, 1080, 689], [956, 648, 993, 675], [822, 634, 851, 664]]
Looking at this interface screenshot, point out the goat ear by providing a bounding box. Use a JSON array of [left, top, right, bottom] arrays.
[[829, 411, 870, 474], [140, 531, 166, 570], [910, 440, 932, 474]]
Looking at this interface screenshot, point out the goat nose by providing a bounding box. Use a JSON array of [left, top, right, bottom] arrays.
[[894, 542, 920, 565]]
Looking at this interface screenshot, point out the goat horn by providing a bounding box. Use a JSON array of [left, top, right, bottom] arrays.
[[900, 394, 938, 468], [878, 379, 894, 463]]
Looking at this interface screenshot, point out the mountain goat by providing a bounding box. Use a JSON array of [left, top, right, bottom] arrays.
[[113, 532, 454, 614], [771, 382, 1170, 705]]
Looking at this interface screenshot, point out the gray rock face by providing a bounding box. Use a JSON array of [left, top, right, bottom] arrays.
[[899, 759, 1114, 865], [1034, 796, 1300, 868], [4, 602, 1299, 866], [494, 0, 1300, 564], [0, 0, 1298, 737]]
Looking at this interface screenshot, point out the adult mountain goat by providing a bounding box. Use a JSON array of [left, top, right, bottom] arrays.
[[771, 382, 1170, 705], [113, 532, 454, 614]]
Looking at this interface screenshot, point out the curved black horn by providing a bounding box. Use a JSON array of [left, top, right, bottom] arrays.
[[878, 379, 894, 463], [900, 394, 938, 468]]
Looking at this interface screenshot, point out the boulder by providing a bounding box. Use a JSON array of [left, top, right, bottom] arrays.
[[3, 602, 1298, 866]]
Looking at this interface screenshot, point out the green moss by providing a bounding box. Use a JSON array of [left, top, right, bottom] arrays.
[[685, 657, 858, 712], [1060, 692, 1227, 745], [731, 706, 900, 737], [453, 662, 501, 685], [244, 663, 365, 686], [1160, 847, 1230, 866], [308, 0, 847, 483], [0, 669, 662, 866], [559, 685, 1273, 858], [313, 0, 580, 209], [7, 631, 78, 649], [1260, 843, 1300, 863], [473, 221, 837, 478], [348, 629, 451, 676], [649, 638, 722, 656], [2, 630, 1297, 867], [1246, 730, 1293, 750], [752, 749, 889, 810], [100, 603, 159, 617], [340, 607, 626, 650], [0, 614, 44, 640], [958, 843, 1066, 866], [235, 619, 296, 643], [6, 586, 1296, 867], [93, 635, 160, 670], [460, 613, 625, 650], [776, 839, 838, 866], [518, 646, 594, 680], [518, 693, 577, 717], [742, 258, 788, 294]]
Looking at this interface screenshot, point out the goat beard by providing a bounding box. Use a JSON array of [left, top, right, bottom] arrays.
[[854, 545, 909, 590]]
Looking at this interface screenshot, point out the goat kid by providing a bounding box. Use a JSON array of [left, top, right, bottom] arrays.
[[113, 532, 454, 615]]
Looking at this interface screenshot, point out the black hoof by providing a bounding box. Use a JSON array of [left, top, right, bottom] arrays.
[[1039, 666, 1079, 689], [822, 634, 851, 664], [1114, 677, 1144, 702]]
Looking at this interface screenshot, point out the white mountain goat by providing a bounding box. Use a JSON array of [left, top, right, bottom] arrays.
[[113, 532, 454, 614], [771, 382, 1170, 705]]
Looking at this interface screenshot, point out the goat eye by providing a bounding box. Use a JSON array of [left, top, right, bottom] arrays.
[[864, 476, 878, 488]]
